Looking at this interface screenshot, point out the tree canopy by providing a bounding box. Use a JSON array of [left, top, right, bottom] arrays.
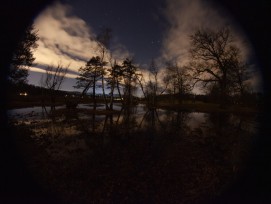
[[189, 27, 250, 105], [9, 25, 39, 84]]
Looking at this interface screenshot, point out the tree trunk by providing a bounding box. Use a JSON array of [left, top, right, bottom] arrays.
[[116, 81, 123, 104], [93, 77, 96, 111], [101, 75, 109, 110], [109, 82, 115, 110], [219, 82, 228, 109]]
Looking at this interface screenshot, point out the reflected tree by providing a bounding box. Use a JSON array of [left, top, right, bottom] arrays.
[[14, 101, 258, 204], [172, 111, 190, 135], [203, 112, 255, 174], [140, 108, 163, 131]]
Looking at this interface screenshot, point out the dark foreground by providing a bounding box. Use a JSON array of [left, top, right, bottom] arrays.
[[5, 105, 262, 204]]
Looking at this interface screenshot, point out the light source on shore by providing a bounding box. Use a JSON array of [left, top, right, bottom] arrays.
[[19, 92, 28, 96]]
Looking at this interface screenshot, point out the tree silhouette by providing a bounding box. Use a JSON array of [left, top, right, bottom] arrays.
[[9, 25, 39, 84], [146, 59, 159, 107], [106, 60, 124, 109], [96, 28, 112, 109], [40, 62, 68, 110], [145, 59, 168, 107], [122, 58, 137, 106], [75, 56, 106, 109], [164, 61, 192, 103], [189, 27, 249, 106]]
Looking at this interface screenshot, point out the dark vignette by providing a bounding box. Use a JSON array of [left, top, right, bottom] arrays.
[[0, 0, 270, 203]]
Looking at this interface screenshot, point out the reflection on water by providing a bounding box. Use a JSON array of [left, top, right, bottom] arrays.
[[9, 104, 259, 204]]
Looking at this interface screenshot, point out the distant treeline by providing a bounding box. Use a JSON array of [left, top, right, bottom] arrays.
[[8, 82, 263, 107], [155, 92, 263, 106], [7, 82, 71, 97]]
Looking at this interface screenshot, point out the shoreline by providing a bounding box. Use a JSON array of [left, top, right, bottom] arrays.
[[6, 100, 262, 115]]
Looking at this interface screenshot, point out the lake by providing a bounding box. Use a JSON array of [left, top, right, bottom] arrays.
[[8, 104, 260, 204]]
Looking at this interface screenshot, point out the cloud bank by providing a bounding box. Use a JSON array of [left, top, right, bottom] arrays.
[[32, 2, 131, 79], [29, 0, 262, 93], [162, 0, 239, 63]]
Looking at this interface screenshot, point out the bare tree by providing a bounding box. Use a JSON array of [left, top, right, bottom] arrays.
[[148, 59, 159, 106], [107, 58, 129, 109], [227, 50, 251, 96], [106, 60, 117, 110], [133, 60, 169, 107], [145, 59, 160, 107], [41, 62, 68, 110], [122, 58, 137, 106], [96, 28, 112, 109], [189, 27, 249, 107], [135, 70, 147, 100], [164, 61, 192, 103]]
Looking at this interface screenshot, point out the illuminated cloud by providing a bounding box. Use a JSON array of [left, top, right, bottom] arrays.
[[159, 0, 262, 92], [32, 2, 131, 79], [29, 1, 262, 93], [161, 0, 232, 64]]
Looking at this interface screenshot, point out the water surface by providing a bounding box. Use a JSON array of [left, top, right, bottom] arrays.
[[9, 104, 259, 204]]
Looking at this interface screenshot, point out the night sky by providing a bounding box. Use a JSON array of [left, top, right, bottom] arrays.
[[26, 0, 263, 93], [65, 0, 167, 64]]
